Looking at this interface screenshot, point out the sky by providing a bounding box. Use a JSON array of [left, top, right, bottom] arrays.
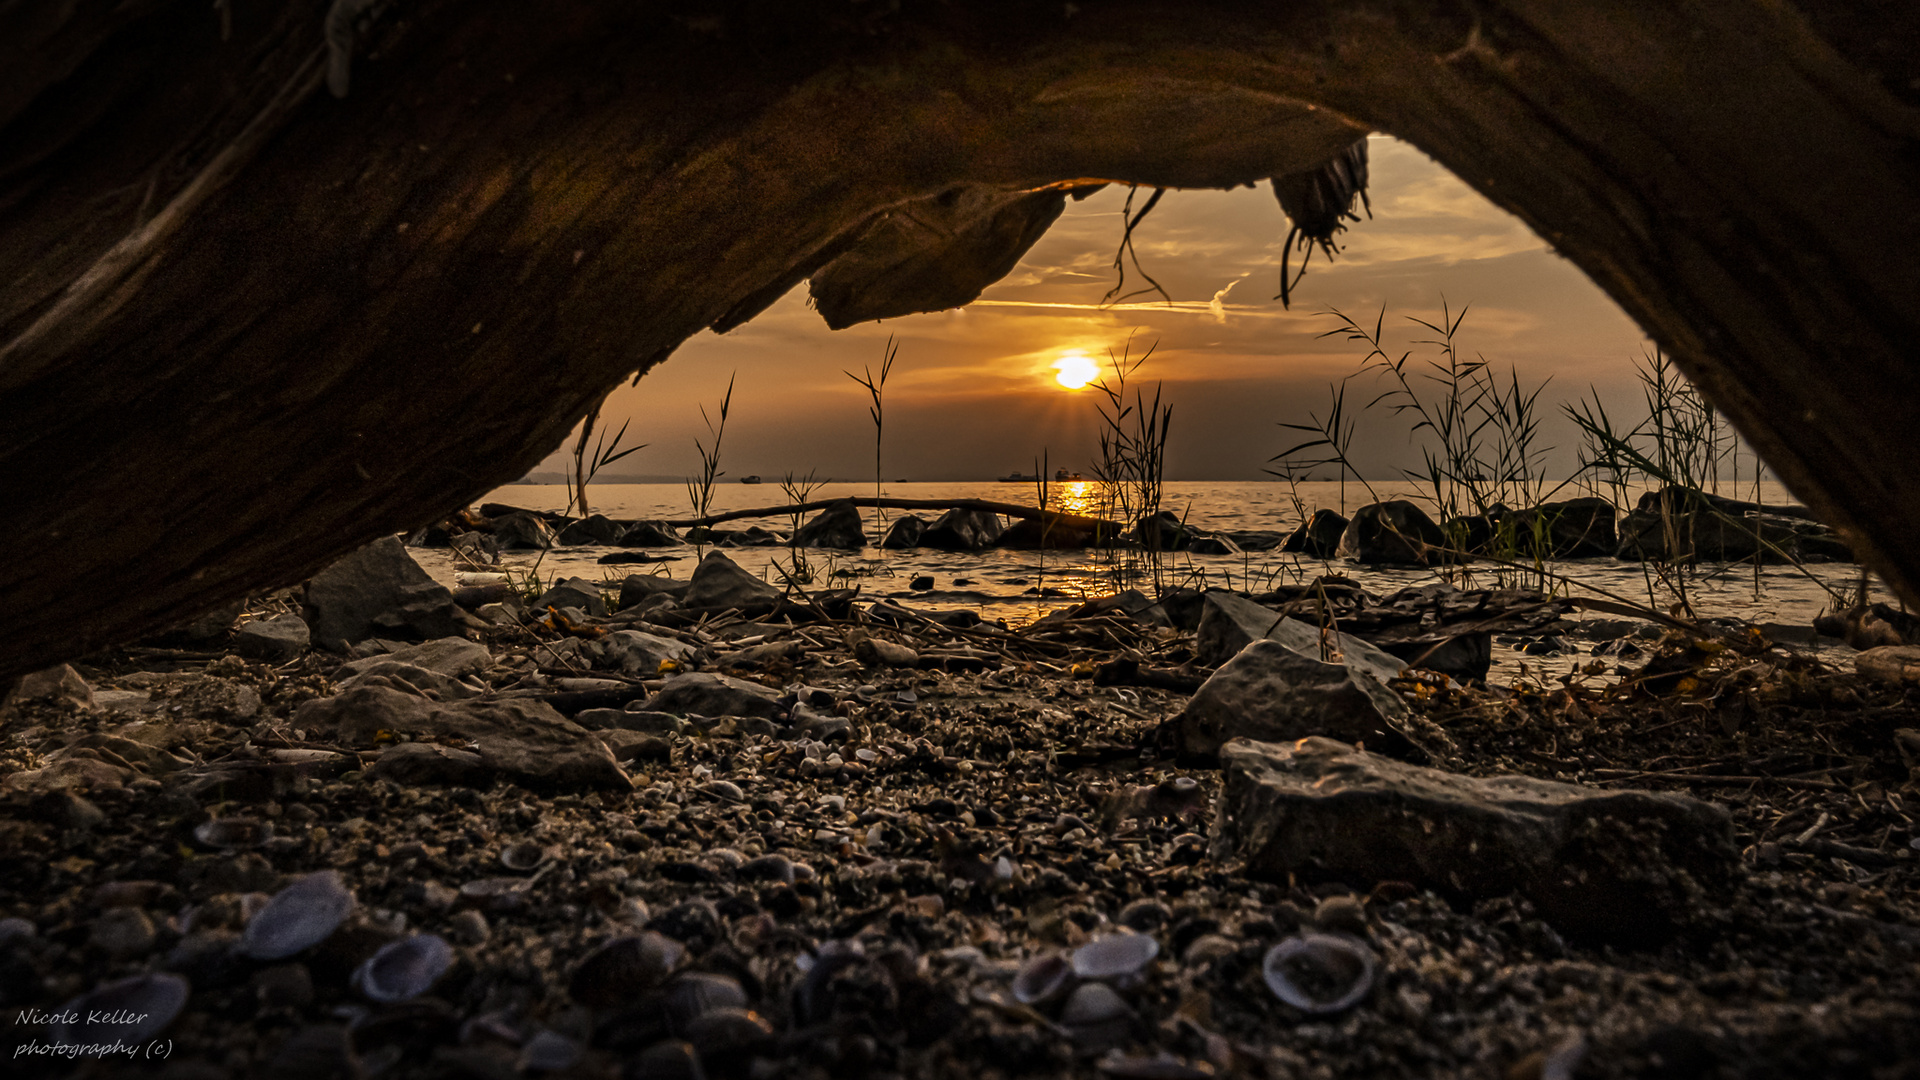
[[536, 135, 1658, 485]]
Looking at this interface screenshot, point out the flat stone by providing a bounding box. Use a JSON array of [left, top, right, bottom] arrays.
[[4, 664, 93, 711], [304, 537, 466, 651], [338, 637, 490, 680], [295, 686, 630, 792], [1212, 736, 1738, 943], [594, 630, 695, 675], [642, 672, 784, 722], [337, 661, 483, 701], [681, 552, 781, 610], [234, 614, 310, 661], [371, 742, 495, 787], [534, 577, 610, 618], [1857, 646, 1920, 686], [1171, 639, 1421, 762], [1193, 592, 1405, 684]]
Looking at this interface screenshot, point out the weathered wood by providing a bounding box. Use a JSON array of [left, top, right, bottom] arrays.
[[1, 2, 1917, 679], [663, 496, 1111, 533]]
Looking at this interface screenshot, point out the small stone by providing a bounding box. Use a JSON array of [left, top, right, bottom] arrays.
[[90, 907, 156, 958], [448, 909, 491, 945]]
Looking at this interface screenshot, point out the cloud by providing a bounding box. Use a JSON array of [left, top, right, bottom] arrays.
[[1209, 275, 1248, 323]]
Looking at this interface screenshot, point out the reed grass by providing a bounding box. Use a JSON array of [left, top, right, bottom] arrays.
[[683, 373, 734, 558], [565, 398, 646, 520], [1089, 334, 1173, 593], [845, 336, 899, 541]]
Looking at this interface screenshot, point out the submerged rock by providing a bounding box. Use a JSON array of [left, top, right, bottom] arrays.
[[920, 508, 1004, 550], [1336, 501, 1444, 566], [1282, 509, 1349, 557], [492, 512, 559, 550], [557, 513, 626, 546], [1172, 639, 1422, 762], [880, 515, 929, 549], [533, 576, 610, 617], [620, 520, 685, 547], [682, 551, 781, 610], [1212, 736, 1738, 942], [791, 499, 867, 549]]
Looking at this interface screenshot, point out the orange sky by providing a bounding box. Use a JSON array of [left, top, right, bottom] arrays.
[[543, 136, 1653, 484]]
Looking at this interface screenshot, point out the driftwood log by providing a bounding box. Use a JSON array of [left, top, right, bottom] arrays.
[[2, 2, 1917, 678]]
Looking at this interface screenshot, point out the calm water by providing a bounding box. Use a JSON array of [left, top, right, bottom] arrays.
[[411, 480, 1890, 682]]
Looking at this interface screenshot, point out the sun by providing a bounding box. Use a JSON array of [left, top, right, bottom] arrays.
[[1052, 351, 1099, 390]]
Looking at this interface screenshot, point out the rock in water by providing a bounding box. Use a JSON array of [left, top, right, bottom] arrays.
[[642, 673, 785, 722], [557, 513, 626, 546], [1192, 592, 1405, 684], [295, 686, 631, 792], [1172, 641, 1421, 763], [919, 508, 1004, 550], [791, 499, 868, 549], [619, 520, 685, 547], [1282, 509, 1349, 557], [235, 613, 310, 661], [303, 536, 466, 650], [1501, 497, 1617, 559], [880, 515, 928, 549], [681, 551, 781, 609], [1336, 501, 1444, 565], [1212, 736, 1737, 943], [619, 574, 691, 610], [492, 512, 559, 549]]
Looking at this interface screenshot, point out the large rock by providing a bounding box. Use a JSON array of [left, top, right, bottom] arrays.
[[1336, 501, 1444, 566], [533, 577, 610, 618], [681, 552, 781, 610], [1171, 639, 1422, 762], [791, 500, 867, 549], [337, 661, 483, 701], [337, 637, 491, 680], [303, 537, 467, 651], [996, 514, 1116, 549], [919, 508, 1004, 550], [492, 513, 560, 550], [1132, 510, 1196, 551], [294, 686, 630, 791], [1193, 592, 1405, 685], [1499, 497, 1618, 559], [1212, 737, 1738, 943], [233, 614, 310, 661], [557, 514, 627, 546], [1282, 509, 1349, 557], [640, 672, 784, 722], [593, 630, 696, 675], [619, 520, 685, 547], [618, 574, 691, 611], [879, 515, 928, 549], [3, 664, 93, 712], [1615, 488, 1852, 563]]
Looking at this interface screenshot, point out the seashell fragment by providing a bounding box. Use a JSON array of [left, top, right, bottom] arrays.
[[1061, 982, 1132, 1026], [1262, 932, 1377, 1015], [352, 933, 454, 1003], [243, 870, 356, 960], [53, 973, 189, 1046], [570, 931, 686, 1007], [1011, 951, 1074, 1005], [498, 840, 549, 872], [1071, 932, 1160, 980], [195, 816, 273, 851]]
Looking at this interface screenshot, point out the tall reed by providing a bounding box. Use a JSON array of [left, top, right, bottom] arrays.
[[1090, 334, 1173, 594], [845, 336, 899, 540], [566, 398, 646, 520], [683, 374, 735, 558]]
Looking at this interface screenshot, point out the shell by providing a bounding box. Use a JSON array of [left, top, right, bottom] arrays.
[[570, 931, 687, 1007], [1118, 899, 1172, 932], [701, 780, 745, 801], [0, 916, 34, 945], [194, 816, 273, 850], [1071, 932, 1160, 980], [664, 972, 749, 1034], [53, 973, 189, 1046], [352, 933, 455, 1003], [242, 870, 356, 960], [1061, 982, 1132, 1026], [1010, 951, 1073, 1005], [1262, 933, 1378, 1015], [498, 840, 549, 872]]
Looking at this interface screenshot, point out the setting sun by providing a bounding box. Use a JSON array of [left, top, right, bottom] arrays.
[[1052, 351, 1099, 390]]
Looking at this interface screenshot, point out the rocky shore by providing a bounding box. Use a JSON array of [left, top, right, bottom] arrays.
[[3, 538, 1919, 1079]]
